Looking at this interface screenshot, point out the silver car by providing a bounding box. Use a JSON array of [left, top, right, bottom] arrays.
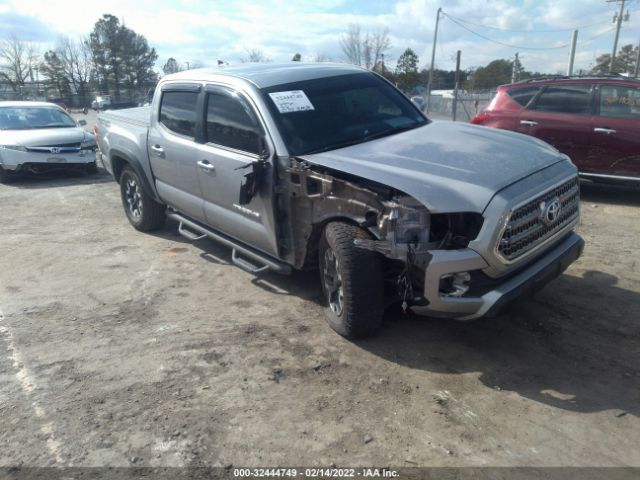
[[0, 101, 97, 183]]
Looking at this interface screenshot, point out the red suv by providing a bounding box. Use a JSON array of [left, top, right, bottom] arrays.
[[471, 76, 640, 184]]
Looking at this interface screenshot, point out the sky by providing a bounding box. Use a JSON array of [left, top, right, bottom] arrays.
[[0, 0, 639, 75]]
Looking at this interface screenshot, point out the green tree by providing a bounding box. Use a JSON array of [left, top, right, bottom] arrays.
[[123, 32, 158, 94], [292, 53, 302, 62], [591, 44, 639, 75], [395, 48, 419, 92], [162, 57, 181, 75], [88, 14, 157, 98], [467, 59, 513, 90]]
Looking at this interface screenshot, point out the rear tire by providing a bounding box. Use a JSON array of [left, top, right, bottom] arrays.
[[119, 166, 165, 231], [319, 222, 384, 339]]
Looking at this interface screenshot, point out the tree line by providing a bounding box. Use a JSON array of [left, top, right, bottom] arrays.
[[1, 17, 638, 106], [0, 14, 157, 106]]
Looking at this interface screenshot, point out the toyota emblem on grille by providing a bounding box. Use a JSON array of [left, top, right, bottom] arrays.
[[50, 147, 61, 154], [541, 197, 562, 225]]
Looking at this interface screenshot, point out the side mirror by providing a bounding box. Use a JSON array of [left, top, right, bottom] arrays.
[[78, 119, 87, 126]]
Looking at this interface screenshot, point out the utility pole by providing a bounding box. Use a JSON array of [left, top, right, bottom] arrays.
[[452, 50, 461, 122], [511, 52, 519, 83], [608, 0, 627, 73], [425, 7, 442, 113], [635, 40, 640, 77], [567, 30, 578, 76]]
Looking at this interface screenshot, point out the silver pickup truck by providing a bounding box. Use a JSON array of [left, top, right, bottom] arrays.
[[96, 63, 584, 338]]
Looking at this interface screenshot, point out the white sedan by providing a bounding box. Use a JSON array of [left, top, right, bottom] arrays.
[[0, 101, 97, 183]]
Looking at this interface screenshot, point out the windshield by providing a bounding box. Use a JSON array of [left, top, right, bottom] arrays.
[[0, 106, 77, 130], [262, 72, 428, 155]]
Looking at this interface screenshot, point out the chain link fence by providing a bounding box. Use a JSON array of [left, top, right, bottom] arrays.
[[0, 83, 154, 111], [417, 91, 495, 122]]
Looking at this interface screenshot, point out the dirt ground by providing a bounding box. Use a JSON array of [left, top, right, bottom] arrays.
[[0, 166, 639, 470]]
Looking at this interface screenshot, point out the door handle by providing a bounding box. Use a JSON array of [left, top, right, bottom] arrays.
[[150, 144, 164, 156], [197, 160, 215, 172], [520, 120, 538, 126], [593, 127, 616, 135]]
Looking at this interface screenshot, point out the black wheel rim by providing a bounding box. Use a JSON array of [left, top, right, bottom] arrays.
[[124, 177, 143, 219], [322, 247, 344, 316]]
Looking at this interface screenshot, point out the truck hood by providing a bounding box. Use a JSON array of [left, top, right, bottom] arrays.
[[0, 127, 90, 147], [298, 121, 568, 213]]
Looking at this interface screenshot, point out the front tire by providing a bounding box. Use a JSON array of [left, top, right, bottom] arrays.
[[319, 222, 384, 339], [119, 166, 165, 231]]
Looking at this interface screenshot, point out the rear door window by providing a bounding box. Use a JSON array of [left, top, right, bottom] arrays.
[[205, 91, 262, 155], [159, 91, 199, 138], [599, 85, 640, 119], [506, 86, 540, 108], [534, 84, 592, 114]]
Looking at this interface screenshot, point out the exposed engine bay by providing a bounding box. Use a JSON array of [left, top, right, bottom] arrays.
[[281, 158, 484, 309]]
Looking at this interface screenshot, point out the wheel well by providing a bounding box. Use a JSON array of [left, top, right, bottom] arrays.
[[110, 155, 128, 182], [303, 217, 362, 269]]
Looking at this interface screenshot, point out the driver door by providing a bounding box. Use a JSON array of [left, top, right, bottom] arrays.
[[193, 85, 279, 256]]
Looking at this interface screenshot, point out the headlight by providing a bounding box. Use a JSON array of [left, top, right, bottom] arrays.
[[81, 137, 96, 149], [0, 145, 27, 152], [389, 198, 430, 245]]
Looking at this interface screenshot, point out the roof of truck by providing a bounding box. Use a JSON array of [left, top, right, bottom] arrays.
[[164, 62, 367, 88]]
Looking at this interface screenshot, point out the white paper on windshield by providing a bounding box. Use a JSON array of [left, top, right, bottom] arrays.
[[268, 90, 315, 113]]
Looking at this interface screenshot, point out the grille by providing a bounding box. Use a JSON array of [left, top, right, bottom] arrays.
[[498, 176, 580, 262], [26, 143, 81, 153]]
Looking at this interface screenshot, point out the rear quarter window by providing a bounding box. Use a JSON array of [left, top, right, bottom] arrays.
[[159, 91, 199, 138], [505, 86, 541, 108]]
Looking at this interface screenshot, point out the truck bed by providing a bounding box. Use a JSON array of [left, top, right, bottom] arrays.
[[99, 106, 151, 128]]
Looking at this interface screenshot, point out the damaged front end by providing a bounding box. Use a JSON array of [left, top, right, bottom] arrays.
[[281, 158, 484, 311]]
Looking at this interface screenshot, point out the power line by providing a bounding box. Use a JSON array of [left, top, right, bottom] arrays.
[[443, 14, 571, 50], [577, 27, 617, 46], [443, 11, 613, 33]]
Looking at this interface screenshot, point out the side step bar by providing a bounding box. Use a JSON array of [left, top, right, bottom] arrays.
[[167, 211, 291, 275]]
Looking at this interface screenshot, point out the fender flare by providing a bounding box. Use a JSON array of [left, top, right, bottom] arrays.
[[109, 149, 162, 203]]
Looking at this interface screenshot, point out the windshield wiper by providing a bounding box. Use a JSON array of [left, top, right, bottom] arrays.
[[362, 123, 422, 142], [304, 138, 370, 155]]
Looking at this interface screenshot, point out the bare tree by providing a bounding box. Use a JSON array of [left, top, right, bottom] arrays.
[[340, 24, 362, 66], [314, 53, 333, 62], [340, 25, 391, 70], [370, 29, 392, 70], [0, 35, 39, 93], [58, 37, 93, 105], [242, 48, 269, 63]]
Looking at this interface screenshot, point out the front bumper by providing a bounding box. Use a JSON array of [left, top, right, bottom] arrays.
[[412, 232, 584, 320], [0, 149, 96, 171]]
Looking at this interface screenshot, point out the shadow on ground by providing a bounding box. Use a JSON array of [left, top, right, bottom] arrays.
[[354, 270, 640, 416], [580, 180, 640, 207], [1, 168, 112, 189], [149, 211, 640, 417]]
